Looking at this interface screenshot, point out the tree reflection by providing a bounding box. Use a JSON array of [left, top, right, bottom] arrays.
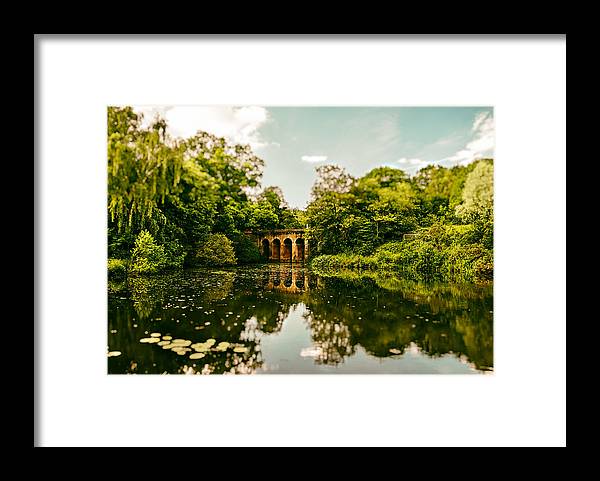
[[304, 310, 354, 365], [306, 274, 493, 370], [108, 265, 493, 373]]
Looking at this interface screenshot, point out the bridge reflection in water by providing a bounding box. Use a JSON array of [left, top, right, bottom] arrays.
[[260, 265, 321, 294]]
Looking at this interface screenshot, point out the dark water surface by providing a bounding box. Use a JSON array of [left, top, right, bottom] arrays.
[[108, 265, 493, 374]]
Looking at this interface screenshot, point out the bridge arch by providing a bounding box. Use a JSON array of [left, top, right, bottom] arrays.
[[247, 229, 309, 262], [271, 238, 281, 260], [261, 239, 270, 258], [295, 238, 305, 260], [283, 238, 293, 262]]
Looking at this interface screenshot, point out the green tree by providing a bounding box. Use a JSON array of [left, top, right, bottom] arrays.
[[280, 208, 306, 228], [230, 233, 262, 264], [130, 230, 168, 275], [455, 159, 494, 221], [107, 106, 269, 272], [354, 166, 409, 200], [310, 164, 355, 202], [194, 233, 237, 266], [183, 132, 264, 203], [107, 107, 184, 233], [246, 200, 280, 230], [412, 164, 476, 222], [258, 186, 304, 228]]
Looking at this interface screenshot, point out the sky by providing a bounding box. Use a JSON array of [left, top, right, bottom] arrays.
[[135, 106, 494, 209]]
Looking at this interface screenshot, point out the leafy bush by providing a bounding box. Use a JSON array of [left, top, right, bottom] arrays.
[[311, 223, 493, 283], [473, 250, 494, 282], [108, 258, 128, 279], [472, 216, 494, 250], [194, 233, 237, 266], [231, 233, 262, 264], [441, 244, 484, 281], [374, 241, 404, 254], [129, 230, 168, 275], [108, 229, 136, 259], [162, 240, 186, 269]]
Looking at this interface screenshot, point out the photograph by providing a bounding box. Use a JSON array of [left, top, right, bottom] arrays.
[[107, 106, 494, 375], [36, 34, 566, 447]]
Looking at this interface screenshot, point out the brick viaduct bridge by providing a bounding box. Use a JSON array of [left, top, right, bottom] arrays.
[[246, 229, 309, 262]]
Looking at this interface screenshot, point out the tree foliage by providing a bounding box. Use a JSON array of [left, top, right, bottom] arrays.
[[455, 159, 494, 221], [306, 159, 494, 281], [130, 230, 169, 275], [194, 233, 237, 267], [107, 106, 300, 272], [108, 105, 493, 282], [310, 164, 355, 201]]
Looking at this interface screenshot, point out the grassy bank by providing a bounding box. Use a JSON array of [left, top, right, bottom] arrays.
[[310, 224, 493, 283]]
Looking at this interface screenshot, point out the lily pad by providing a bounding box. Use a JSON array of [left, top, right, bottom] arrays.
[[205, 338, 216, 347], [157, 341, 170, 346], [140, 337, 160, 343], [107, 351, 121, 357], [233, 346, 247, 353], [162, 336, 172, 341], [389, 348, 402, 355], [215, 342, 230, 351], [171, 339, 192, 347], [150, 333, 161, 338], [189, 353, 206, 360]]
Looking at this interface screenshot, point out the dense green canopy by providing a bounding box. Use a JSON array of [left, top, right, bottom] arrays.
[[107, 107, 304, 271], [107, 106, 493, 282]]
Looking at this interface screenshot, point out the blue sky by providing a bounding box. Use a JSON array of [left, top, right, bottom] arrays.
[[136, 106, 494, 209]]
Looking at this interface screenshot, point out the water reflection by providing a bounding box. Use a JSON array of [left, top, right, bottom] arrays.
[[261, 265, 320, 294], [108, 265, 493, 374]]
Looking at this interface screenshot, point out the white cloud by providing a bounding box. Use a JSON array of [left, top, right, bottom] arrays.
[[441, 111, 495, 166], [472, 111, 489, 132], [301, 155, 328, 163], [392, 111, 494, 175], [396, 157, 430, 174], [134, 105, 271, 150], [397, 157, 427, 166]]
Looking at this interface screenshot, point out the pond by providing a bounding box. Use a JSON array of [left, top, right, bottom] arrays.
[[107, 264, 493, 374]]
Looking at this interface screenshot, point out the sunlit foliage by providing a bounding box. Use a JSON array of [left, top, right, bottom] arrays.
[[193, 233, 237, 267], [307, 159, 494, 281], [107, 107, 301, 273], [108, 105, 493, 282]]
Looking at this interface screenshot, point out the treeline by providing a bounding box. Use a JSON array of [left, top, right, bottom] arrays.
[[108, 106, 493, 283], [107, 107, 303, 277], [306, 160, 493, 282]]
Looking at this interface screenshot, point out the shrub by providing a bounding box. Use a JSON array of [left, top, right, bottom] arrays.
[[473, 250, 494, 282], [311, 224, 493, 283], [310, 253, 373, 271], [231, 233, 262, 264], [108, 258, 128, 279], [194, 233, 237, 266], [162, 240, 186, 269], [442, 244, 480, 281], [375, 241, 404, 255], [130, 230, 168, 275]]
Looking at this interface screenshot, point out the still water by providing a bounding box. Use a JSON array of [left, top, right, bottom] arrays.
[[108, 265, 493, 374]]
